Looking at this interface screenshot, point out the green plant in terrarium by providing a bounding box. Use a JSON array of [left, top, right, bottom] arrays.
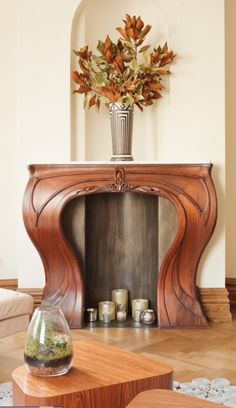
[[24, 306, 73, 376], [24, 329, 72, 363]]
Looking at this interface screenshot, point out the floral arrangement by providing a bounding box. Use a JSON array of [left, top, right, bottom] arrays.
[[72, 14, 176, 111]]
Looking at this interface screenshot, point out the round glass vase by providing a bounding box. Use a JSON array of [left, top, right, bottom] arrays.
[[24, 305, 73, 377]]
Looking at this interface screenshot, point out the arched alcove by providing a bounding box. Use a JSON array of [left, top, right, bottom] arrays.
[[70, 0, 170, 161]]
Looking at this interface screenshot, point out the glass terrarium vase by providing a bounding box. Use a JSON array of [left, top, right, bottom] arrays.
[[24, 305, 73, 377]]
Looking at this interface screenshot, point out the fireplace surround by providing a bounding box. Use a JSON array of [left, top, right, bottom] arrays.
[[23, 163, 217, 329]]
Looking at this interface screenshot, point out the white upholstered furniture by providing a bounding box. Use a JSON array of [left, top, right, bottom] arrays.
[[0, 288, 33, 338]]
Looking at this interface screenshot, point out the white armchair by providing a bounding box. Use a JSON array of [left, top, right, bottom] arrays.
[[0, 288, 33, 338]]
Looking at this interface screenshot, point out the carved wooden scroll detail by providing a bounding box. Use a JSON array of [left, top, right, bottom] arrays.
[[106, 168, 133, 192], [23, 164, 217, 329]]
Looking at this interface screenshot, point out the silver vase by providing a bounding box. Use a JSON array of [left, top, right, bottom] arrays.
[[110, 103, 134, 161]]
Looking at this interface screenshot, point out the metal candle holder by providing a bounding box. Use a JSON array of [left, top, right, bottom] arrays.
[[98, 301, 115, 321], [131, 299, 149, 319], [112, 289, 128, 313]]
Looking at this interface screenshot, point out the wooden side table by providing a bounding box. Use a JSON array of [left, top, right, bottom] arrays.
[[126, 389, 223, 407], [12, 340, 172, 408]]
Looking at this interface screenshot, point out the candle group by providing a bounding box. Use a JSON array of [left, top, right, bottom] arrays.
[[86, 289, 153, 325]]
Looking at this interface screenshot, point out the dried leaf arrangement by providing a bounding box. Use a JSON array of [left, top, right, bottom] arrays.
[[72, 14, 176, 111]]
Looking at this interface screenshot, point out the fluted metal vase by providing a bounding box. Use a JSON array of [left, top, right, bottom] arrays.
[[110, 103, 134, 161]]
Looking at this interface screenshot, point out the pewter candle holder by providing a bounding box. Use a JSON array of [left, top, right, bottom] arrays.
[[86, 308, 97, 322]]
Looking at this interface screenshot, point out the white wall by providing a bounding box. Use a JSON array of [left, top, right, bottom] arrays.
[[225, 0, 236, 279], [0, 0, 229, 288], [16, 0, 78, 287], [0, 0, 18, 279]]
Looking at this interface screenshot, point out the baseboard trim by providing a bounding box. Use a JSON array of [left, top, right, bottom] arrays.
[[0, 278, 18, 290], [199, 287, 232, 322], [5, 285, 232, 323], [17, 288, 44, 311], [226, 278, 236, 308]]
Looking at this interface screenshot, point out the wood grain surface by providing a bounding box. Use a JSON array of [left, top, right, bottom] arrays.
[[22, 163, 217, 329], [126, 389, 222, 407], [2, 313, 236, 385], [12, 339, 173, 408], [85, 193, 159, 310]]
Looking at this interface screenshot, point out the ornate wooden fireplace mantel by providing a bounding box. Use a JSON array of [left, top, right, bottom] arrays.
[[23, 163, 217, 329]]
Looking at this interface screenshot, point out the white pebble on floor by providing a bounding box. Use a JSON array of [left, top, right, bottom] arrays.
[[174, 378, 236, 407]]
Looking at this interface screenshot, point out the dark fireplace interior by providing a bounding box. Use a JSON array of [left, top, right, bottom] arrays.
[[62, 193, 177, 322]]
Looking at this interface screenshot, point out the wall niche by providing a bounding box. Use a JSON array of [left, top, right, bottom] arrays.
[[70, 0, 170, 162]]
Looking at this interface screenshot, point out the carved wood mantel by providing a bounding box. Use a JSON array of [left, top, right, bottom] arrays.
[[23, 163, 217, 329]]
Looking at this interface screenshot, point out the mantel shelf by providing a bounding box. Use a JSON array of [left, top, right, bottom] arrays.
[[27, 161, 213, 167]]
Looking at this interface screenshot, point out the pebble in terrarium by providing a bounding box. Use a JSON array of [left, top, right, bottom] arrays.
[[24, 305, 73, 376]]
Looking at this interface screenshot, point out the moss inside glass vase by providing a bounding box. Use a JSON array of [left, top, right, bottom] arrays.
[[24, 319, 73, 376]]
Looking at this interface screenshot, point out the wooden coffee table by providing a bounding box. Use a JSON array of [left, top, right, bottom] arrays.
[[126, 389, 223, 407], [12, 340, 172, 408]]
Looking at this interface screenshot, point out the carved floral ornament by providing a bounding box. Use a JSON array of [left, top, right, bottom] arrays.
[[31, 167, 211, 226]]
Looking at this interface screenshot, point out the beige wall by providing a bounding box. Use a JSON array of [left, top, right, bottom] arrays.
[[0, 0, 230, 288], [225, 0, 236, 278], [0, 0, 18, 279]]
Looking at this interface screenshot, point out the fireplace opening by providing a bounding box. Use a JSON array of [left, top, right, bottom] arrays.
[[62, 192, 177, 326]]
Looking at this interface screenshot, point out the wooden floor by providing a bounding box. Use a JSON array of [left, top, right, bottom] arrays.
[[1, 312, 236, 385]]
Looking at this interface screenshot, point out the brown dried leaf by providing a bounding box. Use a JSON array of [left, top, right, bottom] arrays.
[[136, 17, 144, 31], [95, 97, 100, 112], [162, 42, 168, 53], [131, 16, 136, 28], [146, 82, 163, 91], [152, 91, 162, 99], [142, 25, 152, 37], [139, 45, 151, 53], [98, 86, 120, 102], [113, 55, 125, 73], [89, 95, 96, 108], [136, 39, 144, 47], [72, 71, 80, 84], [160, 54, 175, 67], [135, 102, 143, 111], [125, 14, 132, 28], [126, 28, 135, 39], [116, 27, 127, 39], [73, 83, 90, 94], [156, 69, 169, 75], [133, 28, 140, 40], [142, 99, 153, 106], [103, 35, 114, 62], [151, 50, 161, 64], [79, 59, 89, 74]]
